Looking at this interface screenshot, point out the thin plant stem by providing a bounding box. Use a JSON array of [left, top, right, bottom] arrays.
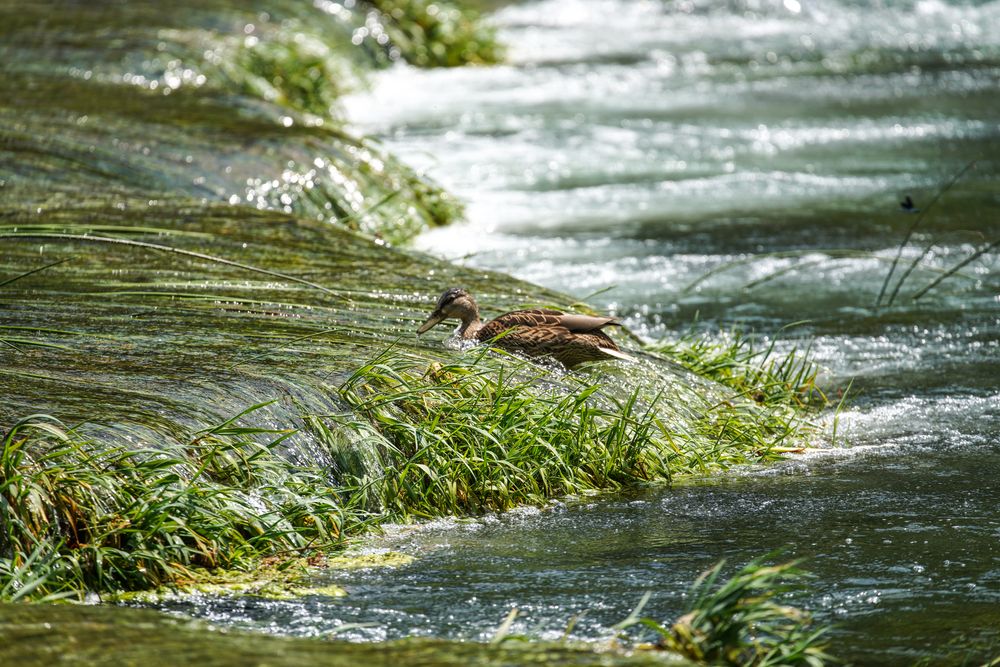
[[885, 230, 985, 306], [0, 257, 72, 288], [875, 159, 976, 309], [0, 233, 345, 299], [911, 238, 1000, 301]]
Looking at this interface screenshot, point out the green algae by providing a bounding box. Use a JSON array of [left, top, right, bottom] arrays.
[[112, 565, 349, 603], [0, 201, 567, 439], [324, 550, 415, 569]]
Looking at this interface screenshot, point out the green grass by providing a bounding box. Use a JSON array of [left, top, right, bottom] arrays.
[[2, 335, 828, 601], [366, 0, 504, 67], [326, 344, 823, 519], [0, 405, 353, 601], [620, 556, 835, 666], [331, 350, 672, 516], [647, 330, 828, 410]]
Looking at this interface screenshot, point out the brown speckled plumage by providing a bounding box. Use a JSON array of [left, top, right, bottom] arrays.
[[416, 288, 632, 369]]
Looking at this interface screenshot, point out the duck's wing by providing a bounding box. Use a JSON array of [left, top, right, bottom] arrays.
[[553, 313, 620, 333], [482, 309, 618, 335], [478, 309, 560, 337]]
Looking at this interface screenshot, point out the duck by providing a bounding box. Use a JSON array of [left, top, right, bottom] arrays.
[[416, 287, 635, 369]]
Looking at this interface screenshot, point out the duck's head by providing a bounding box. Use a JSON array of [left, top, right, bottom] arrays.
[[416, 287, 479, 334]]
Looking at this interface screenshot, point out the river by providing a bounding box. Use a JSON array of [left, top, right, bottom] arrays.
[[8, 0, 997, 664]]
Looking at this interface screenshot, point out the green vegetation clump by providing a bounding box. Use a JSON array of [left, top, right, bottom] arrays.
[[621, 558, 834, 666], [208, 0, 501, 118], [647, 332, 827, 410], [0, 0, 481, 246], [328, 346, 823, 519], [333, 351, 673, 516], [226, 30, 357, 117], [1, 339, 828, 602], [0, 407, 354, 602], [366, 0, 503, 67]]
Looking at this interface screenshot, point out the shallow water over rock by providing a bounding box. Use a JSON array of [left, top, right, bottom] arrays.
[[3, 0, 998, 663]]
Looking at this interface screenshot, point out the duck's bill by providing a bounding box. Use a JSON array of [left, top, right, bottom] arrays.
[[416, 311, 446, 334]]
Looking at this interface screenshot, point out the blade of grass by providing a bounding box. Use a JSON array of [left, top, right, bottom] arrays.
[[0, 257, 72, 288], [911, 237, 1000, 301], [0, 233, 345, 299], [490, 608, 519, 646], [876, 159, 976, 309]]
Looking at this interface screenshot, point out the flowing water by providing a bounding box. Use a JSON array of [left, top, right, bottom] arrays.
[[324, 0, 999, 663], [3, 0, 999, 664]]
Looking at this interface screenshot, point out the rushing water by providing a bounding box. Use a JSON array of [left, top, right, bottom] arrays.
[[5, 0, 997, 664], [326, 0, 1000, 663]]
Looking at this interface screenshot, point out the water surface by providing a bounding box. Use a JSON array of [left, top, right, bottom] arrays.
[[339, 0, 1000, 662]]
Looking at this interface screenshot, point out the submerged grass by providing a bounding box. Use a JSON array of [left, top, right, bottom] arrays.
[[0, 0, 481, 246]]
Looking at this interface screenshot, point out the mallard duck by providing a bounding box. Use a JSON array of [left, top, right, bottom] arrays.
[[416, 287, 634, 369]]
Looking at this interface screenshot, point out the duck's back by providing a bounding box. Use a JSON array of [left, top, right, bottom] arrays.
[[476, 309, 623, 368]]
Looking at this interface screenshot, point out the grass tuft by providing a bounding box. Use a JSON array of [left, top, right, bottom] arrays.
[[623, 556, 835, 666], [329, 345, 821, 519], [366, 0, 504, 67], [648, 330, 828, 410], [333, 350, 671, 516], [0, 408, 352, 600]]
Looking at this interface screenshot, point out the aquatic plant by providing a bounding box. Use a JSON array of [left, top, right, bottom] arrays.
[[0, 0, 475, 246], [876, 160, 977, 309], [621, 557, 834, 666], [1, 327, 828, 603], [364, 0, 503, 67], [0, 408, 353, 601], [647, 331, 827, 410], [332, 350, 669, 515], [329, 345, 821, 518]]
